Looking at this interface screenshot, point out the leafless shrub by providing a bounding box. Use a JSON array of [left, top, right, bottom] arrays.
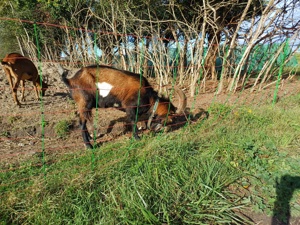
[[12, 0, 299, 95]]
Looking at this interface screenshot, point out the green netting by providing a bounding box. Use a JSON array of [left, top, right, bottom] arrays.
[[1, 19, 299, 175]]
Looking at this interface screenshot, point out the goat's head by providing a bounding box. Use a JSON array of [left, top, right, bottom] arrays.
[[40, 81, 49, 96], [147, 85, 187, 130], [36, 74, 49, 97]]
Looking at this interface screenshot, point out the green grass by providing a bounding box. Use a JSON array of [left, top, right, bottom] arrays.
[[1, 94, 300, 224]]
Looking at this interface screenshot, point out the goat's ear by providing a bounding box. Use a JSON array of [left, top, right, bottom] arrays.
[[57, 64, 69, 75]]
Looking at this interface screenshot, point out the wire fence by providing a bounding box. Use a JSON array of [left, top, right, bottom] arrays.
[[0, 17, 299, 191]]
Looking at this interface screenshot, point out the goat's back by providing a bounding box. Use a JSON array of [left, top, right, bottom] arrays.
[[2, 53, 38, 77], [68, 65, 157, 100]]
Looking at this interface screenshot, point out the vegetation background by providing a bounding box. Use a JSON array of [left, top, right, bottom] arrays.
[[0, 0, 299, 94], [0, 0, 300, 224]]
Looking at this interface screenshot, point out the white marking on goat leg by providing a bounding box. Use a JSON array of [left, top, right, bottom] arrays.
[[96, 82, 113, 97]]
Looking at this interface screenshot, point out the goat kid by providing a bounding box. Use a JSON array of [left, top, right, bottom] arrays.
[[1, 53, 48, 106], [61, 65, 187, 149]]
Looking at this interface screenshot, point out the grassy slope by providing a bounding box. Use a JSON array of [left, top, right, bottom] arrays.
[[1, 93, 300, 224]]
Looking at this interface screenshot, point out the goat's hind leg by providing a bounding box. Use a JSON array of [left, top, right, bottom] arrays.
[[3, 66, 21, 106], [12, 79, 21, 106], [80, 118, 93, 149], [78, 104, 94, 149], [4, 67, 14, 91]]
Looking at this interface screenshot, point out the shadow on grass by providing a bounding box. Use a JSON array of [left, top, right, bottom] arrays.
[[272, 175, 300, 225]]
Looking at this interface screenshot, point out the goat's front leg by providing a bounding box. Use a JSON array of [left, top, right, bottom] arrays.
[[132, 125, 141, 140], [126, 108, 141, 140], [20, 80, 25, 102], [33, 84, 40, 101]]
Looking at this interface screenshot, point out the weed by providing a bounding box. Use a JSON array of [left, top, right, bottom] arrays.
[[54, 119, 72, 138], [1, 131, 10, 137], [8, 116, 21, 124], [209, 103, 233, 118]]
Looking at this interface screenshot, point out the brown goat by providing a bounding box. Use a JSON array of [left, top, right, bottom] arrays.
[[61, 65, 186, 149], [1, 53, 48, 106]]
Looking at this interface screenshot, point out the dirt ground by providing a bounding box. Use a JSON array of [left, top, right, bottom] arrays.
[[0, 63, 299, 224]]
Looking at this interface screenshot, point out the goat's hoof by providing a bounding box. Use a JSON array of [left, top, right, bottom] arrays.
[[163, 125, 171, 133], [150, 123, 163, 132], [133, 135, 141, 141], [85, 143, 93, 149], [154, 124, 163, 132], [137, 121, 146, 130]]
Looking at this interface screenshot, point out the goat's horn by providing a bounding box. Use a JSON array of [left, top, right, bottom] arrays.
[[173, 86, 187, 114], [165, 85, 187, 114]]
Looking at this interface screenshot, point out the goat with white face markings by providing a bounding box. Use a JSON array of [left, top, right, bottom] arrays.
[[61, 65, 187, 149]]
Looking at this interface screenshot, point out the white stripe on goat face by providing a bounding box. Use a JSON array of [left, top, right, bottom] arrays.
[[96, 82, 113, 97]]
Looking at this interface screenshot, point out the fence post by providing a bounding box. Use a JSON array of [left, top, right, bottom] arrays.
[[91, 32, 100, 170], [273, 39, 289, 105], [33, 22, 46, 176]]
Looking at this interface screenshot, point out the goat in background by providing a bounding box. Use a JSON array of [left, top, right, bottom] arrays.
[[1, 53, 48, 106]]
